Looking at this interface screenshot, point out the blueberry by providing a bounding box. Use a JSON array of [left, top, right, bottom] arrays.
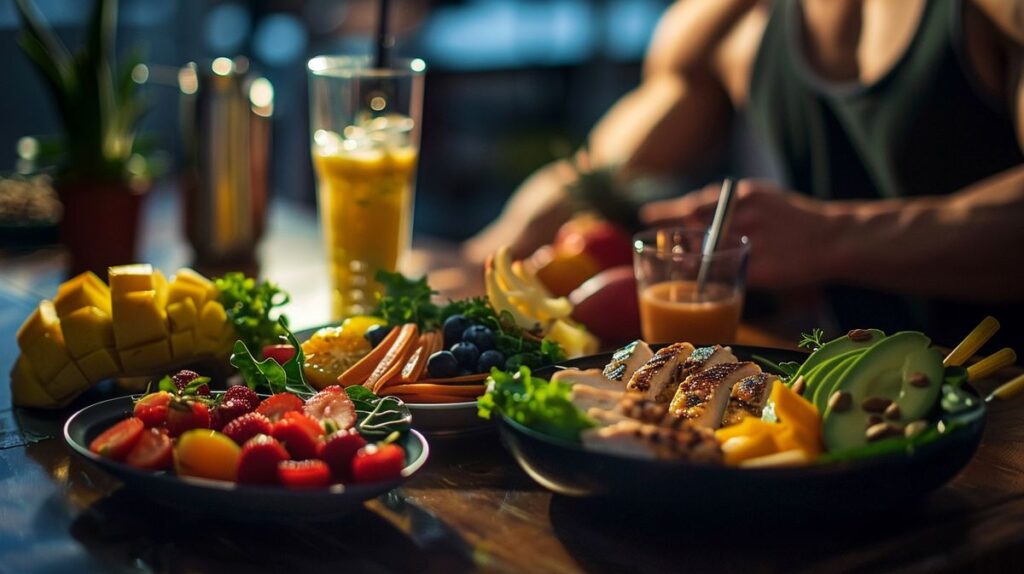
[[477, 350, 505, 373], [365, 325, 390, 348], [442, 315, 471, 348], [462, 325, 495, 351], [427, 351, 459, 379], [450, 342, 480, 370]]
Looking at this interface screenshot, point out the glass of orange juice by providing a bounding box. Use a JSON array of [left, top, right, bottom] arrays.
[[308, 55, 425, 320], [633, 227, 750, 344]]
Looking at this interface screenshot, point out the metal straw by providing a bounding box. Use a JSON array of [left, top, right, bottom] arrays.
[[696, 178, 736, 295], [374, 0, 393, 69]]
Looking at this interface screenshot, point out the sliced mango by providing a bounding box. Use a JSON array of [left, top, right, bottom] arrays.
[[119, 339, 172, 374], [57, 270, 109, 298], [197, 300, 228, 340], [769, 380, 822, 454], [112, 290, 169, 349], [10, 357, 59, 408], [54, 274, 111, 316], [109, 263, 155, 297], [21, 330, 71, 383], [546, 319, 599, 359], [167, 298, 199, 332], [170, 330, 196, 360], [167, 280, 208, 309], [44, 362, 89, 401], [174, 268, 218, 301], [59, 306, 115, 358], [152, 269, 169, 310], [76, 347, 121, 382], [16, 300, 59, 348], [720, 432, 778, 466]]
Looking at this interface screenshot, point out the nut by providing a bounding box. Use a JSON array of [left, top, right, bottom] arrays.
[[866, 422, 902, 442], [847, 329, 874, 342], [884, 402, 901, 420], [866, 415, 884, 428], [908, 372, 930, 388], [828, 391, 852, 412], [861, 396, 893, 413], [791, 376, 807, 396], [904, 420, 929, 438]]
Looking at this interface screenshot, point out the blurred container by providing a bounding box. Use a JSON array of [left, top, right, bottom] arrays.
[[179, 57, 273, 269]]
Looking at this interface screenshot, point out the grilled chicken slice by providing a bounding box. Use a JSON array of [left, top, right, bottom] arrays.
[[669, 362, 761, 428], [587, 396, 685, 428], [721, 373, 776, 427], [551, 368, 623, 393], [586, 408, 632, 426], [580, 420, 723, 462], [681, 345, 737, 374], [602, 340, 654, 383], [626, 342, 695, 402], [569, 384, 622, 412]]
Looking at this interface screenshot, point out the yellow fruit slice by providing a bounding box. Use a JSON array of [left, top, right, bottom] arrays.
[[112, 290, 169, 349], [76, 347, 122, 381], [109, 264, 155, 297], [21, 329, 71, 383], [16, 300, 59, 348], [175, 430, 240, 482], [167, 298, 199, 332], [10, 357, 59, 408], [119, 339, 172, 374], [45, 362, 89, 401], [170, 330, 196, 360], [60, 306, 115, 358], [54, 276, 110, 316], [197, 300, 228, 340], [302, 324, 373, 390], [546, 319, 599, 359], [167, 279, 208, 308]]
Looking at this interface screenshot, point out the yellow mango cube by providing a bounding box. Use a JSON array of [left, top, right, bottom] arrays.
[[10, 356, 59, 408], [174, 267, 214, 290], [195, 334, 220, 356], [44, 362, 89, 401], [167, 279, 208, 308], [54, 276, 111, 317], [109, 264, 154, 297], [58, 271, 109, 297], [112, 290, 169, 349], [167, 298, 199, 332], [197, 300, 228, 340], [21, 330, 71, 383], [170, 330, 196, 360], [76, 347, 122, 382], [59, 306, 115, 358], [16, 300, 59, 348], [119, 339, 172, 374], [152, 269, 169, 310]]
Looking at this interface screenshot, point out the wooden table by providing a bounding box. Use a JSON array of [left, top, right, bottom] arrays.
[[1, 191, 1022, 573]]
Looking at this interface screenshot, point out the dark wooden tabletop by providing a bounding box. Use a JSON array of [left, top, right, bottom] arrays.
[[1, 190, 1022, 574]]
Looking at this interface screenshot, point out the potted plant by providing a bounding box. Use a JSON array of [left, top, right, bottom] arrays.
[[15, 0, 151, 275]]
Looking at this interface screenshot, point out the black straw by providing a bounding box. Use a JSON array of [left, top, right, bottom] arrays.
[[374, 0, 392, 69]]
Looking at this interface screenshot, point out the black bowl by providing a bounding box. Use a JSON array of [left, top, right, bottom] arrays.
[[496, 345, 984, 518], [64, 395, 429, 521]]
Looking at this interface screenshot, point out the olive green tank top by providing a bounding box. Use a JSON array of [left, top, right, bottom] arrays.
[[748, 0, 1023, 347]]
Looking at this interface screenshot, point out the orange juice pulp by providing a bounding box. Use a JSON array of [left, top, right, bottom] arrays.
[[313, 146, 418, 319], [639, 280, 743, 344]]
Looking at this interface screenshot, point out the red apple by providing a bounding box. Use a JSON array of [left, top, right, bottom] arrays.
[[555, 217, 633, 271], [568, 265, 641, 343], [529, 245, 601, 298]]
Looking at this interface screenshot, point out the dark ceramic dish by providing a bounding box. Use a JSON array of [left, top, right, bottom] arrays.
[[497, 345, 985, 518], [64, 394, 429, 521]]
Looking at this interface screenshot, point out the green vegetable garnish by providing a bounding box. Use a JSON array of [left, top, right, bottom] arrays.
[[345, 385, 412, 438], [215, 272, 290, 352], [798, 328, 826, 351], [230, 316, 313, 397], [374, 270, 441, 330], [478, 366, 595, 443]]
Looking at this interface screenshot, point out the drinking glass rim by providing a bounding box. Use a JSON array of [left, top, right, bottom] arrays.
[[633, 227, 750, 260], [307, 55, 426, 77]]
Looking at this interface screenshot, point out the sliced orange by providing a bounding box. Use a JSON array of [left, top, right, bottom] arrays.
[[302, 323, 374, 390]]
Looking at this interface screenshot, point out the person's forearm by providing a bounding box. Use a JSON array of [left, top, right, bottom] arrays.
[[826, 166, 1024, 301]]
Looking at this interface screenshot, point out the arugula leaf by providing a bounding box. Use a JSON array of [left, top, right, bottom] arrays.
[[373, 270, 441, 330], [478, 366, 595, 443], [157, 375, 175, 393], [345, 385, 411, 438], [215, 272, 290, 351], [229, 316, 314, 398]]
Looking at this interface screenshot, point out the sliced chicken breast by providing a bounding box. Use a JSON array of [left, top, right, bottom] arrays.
[[587, 396, 682, 429], [669, 362, 762, 429], [551, 368, 623, 393], [586, 407, 632, 426], [681, 345, 737, 374], [721, 373, 776, 427], [626, 342, 695, 402], [569, 384, 622, 412], [580, 420, 723, 462], [602, 340, 655, 383]]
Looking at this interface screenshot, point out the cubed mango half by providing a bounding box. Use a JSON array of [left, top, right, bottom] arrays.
[[60, 306, 115, 358], [112, 290, 169, 349]]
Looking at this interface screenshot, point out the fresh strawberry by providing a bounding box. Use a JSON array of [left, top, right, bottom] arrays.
[[216, 398, 254, 428], [352, 443, 405, 483], [303, 386, 356, 432], [172, 369, 210, 396], [90, 417, 145, 460], [319, 429, 366, 481], [224, 385, 259, 407], [277, 459, 330, 488], [256, 392, 304, 422], [237, 434, 290, 484], [124, 428, 173, 470], [166, 400, 212, 437], [222, 412, 274, 445], [133, 391, 172, 428], [271, 411, 324, 460]]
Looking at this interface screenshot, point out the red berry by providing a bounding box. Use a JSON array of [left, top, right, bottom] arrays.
[[224, 385, 259, 407], [172, 369, 209, 395], [352, 443, 405, 483], [124, 428, 173, 470], [166, 400, 212, 437], [319, 429, 367, 481], [271, 411, 324, 460], [237, 434, 290, 484], [216, 398, 254, 428], [133, 391, 172, 427], [256, 393, 304, 422], [90, 417, 145, 460], [222, 412, 274, 446], [304, 386, 356, 432], [277, 459, 330, 488], [262, 344, 297, 365]]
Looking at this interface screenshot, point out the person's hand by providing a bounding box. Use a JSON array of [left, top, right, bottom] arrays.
[[640, 179, 838, 288]]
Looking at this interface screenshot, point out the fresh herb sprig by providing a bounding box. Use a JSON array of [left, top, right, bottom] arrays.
[[374, 271, 441, 330], [798, 328, 826, 351], [215, 272, 290, 352], [230, 316, 313, 398]]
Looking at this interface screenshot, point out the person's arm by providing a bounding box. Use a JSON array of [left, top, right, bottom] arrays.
[[464, 0, 750, 264]]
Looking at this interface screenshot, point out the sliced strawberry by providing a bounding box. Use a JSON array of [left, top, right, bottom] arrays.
[[90, 417, 145, 460], [256, 393, 304, 422], [237, 434, 290, 484], [133, 391, 172, 428], [271, 411, 324, 460], [222, 412, 274, 445], [319, 429, 367, 481], [262, 344, 297, 365], [124, 428, 173, 470], [303, 386, 356, 432], [216, 398, 254, 428], [277, 459, 330, 488], [352, 443, 405, 483], [166, 400, 212, 437]]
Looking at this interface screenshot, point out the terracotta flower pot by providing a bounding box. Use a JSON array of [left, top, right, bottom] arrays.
[[56, 182, 148, 277]]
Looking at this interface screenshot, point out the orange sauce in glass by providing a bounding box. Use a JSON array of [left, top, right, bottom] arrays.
[[639, 280, 743, 344]]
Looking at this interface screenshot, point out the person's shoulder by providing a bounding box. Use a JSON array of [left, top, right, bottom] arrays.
[[970, 0, 1024, 47], [644, 0, 764, 77]]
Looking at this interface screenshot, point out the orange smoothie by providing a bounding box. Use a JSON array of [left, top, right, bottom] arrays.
[[639, 280, 743, 344], [313, 146, 418, 319]]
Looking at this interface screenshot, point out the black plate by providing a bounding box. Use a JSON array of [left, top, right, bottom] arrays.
[[497, 345, 985, 518], [64, 394, 429, 521]]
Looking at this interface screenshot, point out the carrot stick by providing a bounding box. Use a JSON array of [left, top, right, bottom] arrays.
[[338, 326, 400, 387], [400, 332, 433, 384], [387, 393, 480, 404], [367, 324, 419, 392], [417, 373, 489, 385], [382, 383, 486, 396]]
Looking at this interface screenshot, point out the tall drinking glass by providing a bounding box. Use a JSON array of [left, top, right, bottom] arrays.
[[308, 56, 425, 320], [633, 228, 750, 344]]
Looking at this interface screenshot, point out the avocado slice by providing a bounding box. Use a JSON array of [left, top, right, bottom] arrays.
[[811, 351, 864, 413], [793, 329, 886, 382], [802, 349, 865, 403], [822, 332, 944, 451]]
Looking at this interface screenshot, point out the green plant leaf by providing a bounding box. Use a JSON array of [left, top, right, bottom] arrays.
[[230, 340, 289, 394], [345, 386, 412, 438]]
